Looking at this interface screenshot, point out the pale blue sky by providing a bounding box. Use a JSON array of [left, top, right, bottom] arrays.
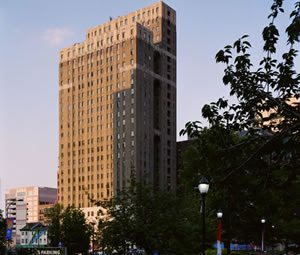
[[0, 0, 298, 209]]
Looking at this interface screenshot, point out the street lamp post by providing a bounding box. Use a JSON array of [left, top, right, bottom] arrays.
[[217, 209, 223, 220], [271, 225, 275, 254], [91, 221, 96, 255], [261, 217, 266, 252], [198, 176, 209, 255], [217, 209, 223, 255]]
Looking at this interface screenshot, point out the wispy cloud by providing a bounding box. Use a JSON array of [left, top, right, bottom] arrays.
[[42, 27, 74, 46]]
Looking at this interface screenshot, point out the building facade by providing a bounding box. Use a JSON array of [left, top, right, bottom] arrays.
[[38, 203, 55, 226], [5, 186, 57, 245], [19, 222, 48, 248], [259, 96, 300, 130], [57, 1, 177, 212]]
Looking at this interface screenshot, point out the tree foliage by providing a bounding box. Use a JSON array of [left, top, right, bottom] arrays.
[[0, 210, 6, 253], [96, 178, 216, 255], [45, 203, 63, 248], [180, 0, 300, 253], [45, 204, 92, 254]]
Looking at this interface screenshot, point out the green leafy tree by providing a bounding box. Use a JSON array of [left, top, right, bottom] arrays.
[[179, 127, 268, 252], [46, 204, 92, 254], [61, 206, 92, 255], [180, 0, 300, 253], [96, 179, 209, 255], [0, 209, 6, 253], [45, 203, 63, 247]]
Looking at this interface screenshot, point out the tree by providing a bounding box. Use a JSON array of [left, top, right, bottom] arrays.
[[46, 204, 92, 254], [179, 127, 270, 252], [180, 0, 300, 253], [45, 203, 63, 247], [96, 179, 208, 255], [0, 209, 6, 253], [61, 206, 92, 255]]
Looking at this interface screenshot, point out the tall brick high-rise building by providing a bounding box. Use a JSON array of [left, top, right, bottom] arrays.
[[58, 1, 176, 211]]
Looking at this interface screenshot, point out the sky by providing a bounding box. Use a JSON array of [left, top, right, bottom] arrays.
[[0, 0, 298, 210]]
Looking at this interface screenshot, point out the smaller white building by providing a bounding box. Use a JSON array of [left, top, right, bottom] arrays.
[[18, 222, 48, 248]]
